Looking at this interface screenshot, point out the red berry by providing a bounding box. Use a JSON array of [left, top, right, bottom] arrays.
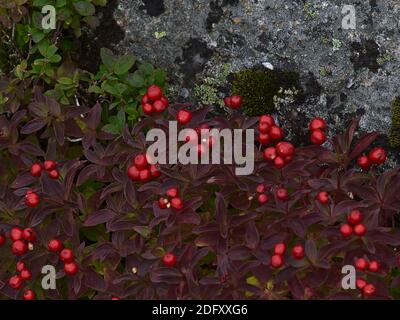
[[340, 224, 353, 237], [292, 245, 305, 260], [0, 234, 5, 246], [224, 96, 232, 107], [23, 290, 36, 300], [60, 248, 74, 263], [10, 227, 23, 241], [274, 243, 286, 256], [357, 155, 371, 170], [30, 163, 42, 177], [142, 103, 154, 115], [274, 156, 285, 169], [177, 109, 192, 125], [229, 95, 242, 109], [64, 261, 79, 276], [316, 191, 329, 205], [22, 228, 36, 243], [166, 187, 179, 198], [263, 147, 277, 162], [368, 147, 386, 165], [354, 224, 367, 236], [163, 253, 177, 267], [260, 115, 275, 126], [363, 284, 376, 297], [111, 296, 121, 300], [48, 239, 63, 252], [259, 122, 270, 134], [356, 278, 367, 289], [171, 197, 183, 210], [284, 155, 293, 164], [258, 133, 271, 145], [256, 184, 265, 194], [139, 169, 151, 182], [134, 154, 148, 170], [347, 210, 363, 225], [310, 129, 327, 145], [368, 261, 379, 272], [271, 254, 284, 268], [141, 94, 150, 106], [160, 96, 169, 108], [269, 126, 284, 141], [25, 191, 39, 208], [147, 85, 162, 101], [44, 160, 57, 171], [48, 169, 59, 179], [16, 261, 26, 272], [9, 275, 23, 289], [257, 194, 269, 204], [149, 165, 161, 178], [309, 117, 327, 132], [127, 165, 140, 181], [355, 258, 369, 271], [276, 142, 295, 157], [276, 188, 288, 201], [12, 240, 28, 256], [20, 269, 32, 281], [153, 100, 166, 113], [158, 197, 168, 209]]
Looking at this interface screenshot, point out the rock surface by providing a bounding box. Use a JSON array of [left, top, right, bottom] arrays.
[[104, 0, 399, 142]]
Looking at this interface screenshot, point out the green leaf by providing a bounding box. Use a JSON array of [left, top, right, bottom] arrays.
[[33, 0, 53, 6], [48, 54, 62, 63], [138, 62, 154, 76], [55, 0, 66, 7], [38, 39, 58, 58], [57, 77, 73, 85], [88, 85, 102, 94], [100, 48, 116, 72], [126, 72, 145, 88], [154, 68, 166, 87], [31, 28, 45, 43], [114, 54, 135, 75], [73, 1, 96, 16], [92, 0, 107, 6], [15, 24, 29, 47]]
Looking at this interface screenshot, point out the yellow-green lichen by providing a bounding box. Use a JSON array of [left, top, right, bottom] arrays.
[[390, 97, 400, 148], [232, 68, 301, 116]]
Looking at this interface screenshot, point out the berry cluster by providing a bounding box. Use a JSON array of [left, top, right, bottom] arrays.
[[340, 210, 367, 237], [255, 184, 269, 205], [158, 187, 184, 210], [9, 227, 36, 256], [224, 95, 242, 110], [354, 257, 380, 297], [48, 239, 79, 276], [128, 153, 161, 183], [309, 117, 327, 145], [30, 160, 60, 180], [357, 147, 387, 170], [270, 242, 305, 268], [9, 261, 35, 300], [141, 85, 169, 115]]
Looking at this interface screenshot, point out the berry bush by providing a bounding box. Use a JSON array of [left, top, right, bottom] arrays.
[[1, 83, 400, 300]]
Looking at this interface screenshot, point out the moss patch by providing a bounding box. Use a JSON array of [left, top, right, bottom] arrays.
[[390, 97, 400, 148], [232, 68, 301, 116]]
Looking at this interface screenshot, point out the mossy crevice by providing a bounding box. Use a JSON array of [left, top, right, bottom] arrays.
[[390, 97, 400, 148], [232, 68, 301, 116]]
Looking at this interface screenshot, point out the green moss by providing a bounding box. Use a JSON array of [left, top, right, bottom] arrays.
[[232, 68, 301, 116], [390, 97, 400, 148]]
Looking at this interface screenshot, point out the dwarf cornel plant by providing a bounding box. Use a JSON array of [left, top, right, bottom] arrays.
[[0, 81, 400, 300]]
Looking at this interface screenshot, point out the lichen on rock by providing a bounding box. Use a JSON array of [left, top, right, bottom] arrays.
[[390, 97, 400, 148]]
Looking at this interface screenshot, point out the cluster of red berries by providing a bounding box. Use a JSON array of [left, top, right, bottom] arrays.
[[158, 187, 184, 210], [357, 147, 387, 170], [224, 95, 242, 109], [128, 153, 161, 182], [8, 227, 36, 256], [271, 242, 305, 268], [309, 117, 327, 145], [162, 252, 177, 267], [255, 184, 269, 205], [9, 261, 35, 299], [316, 191, 330, 205], [141, 85, 169, 115], [25, 189, 40, 208], [48, 239, 79, 276], [340, 210, 367, 237], [354, 257, 380, 297], [258, 115, 284, 145], [30, 160, 60, 180]]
